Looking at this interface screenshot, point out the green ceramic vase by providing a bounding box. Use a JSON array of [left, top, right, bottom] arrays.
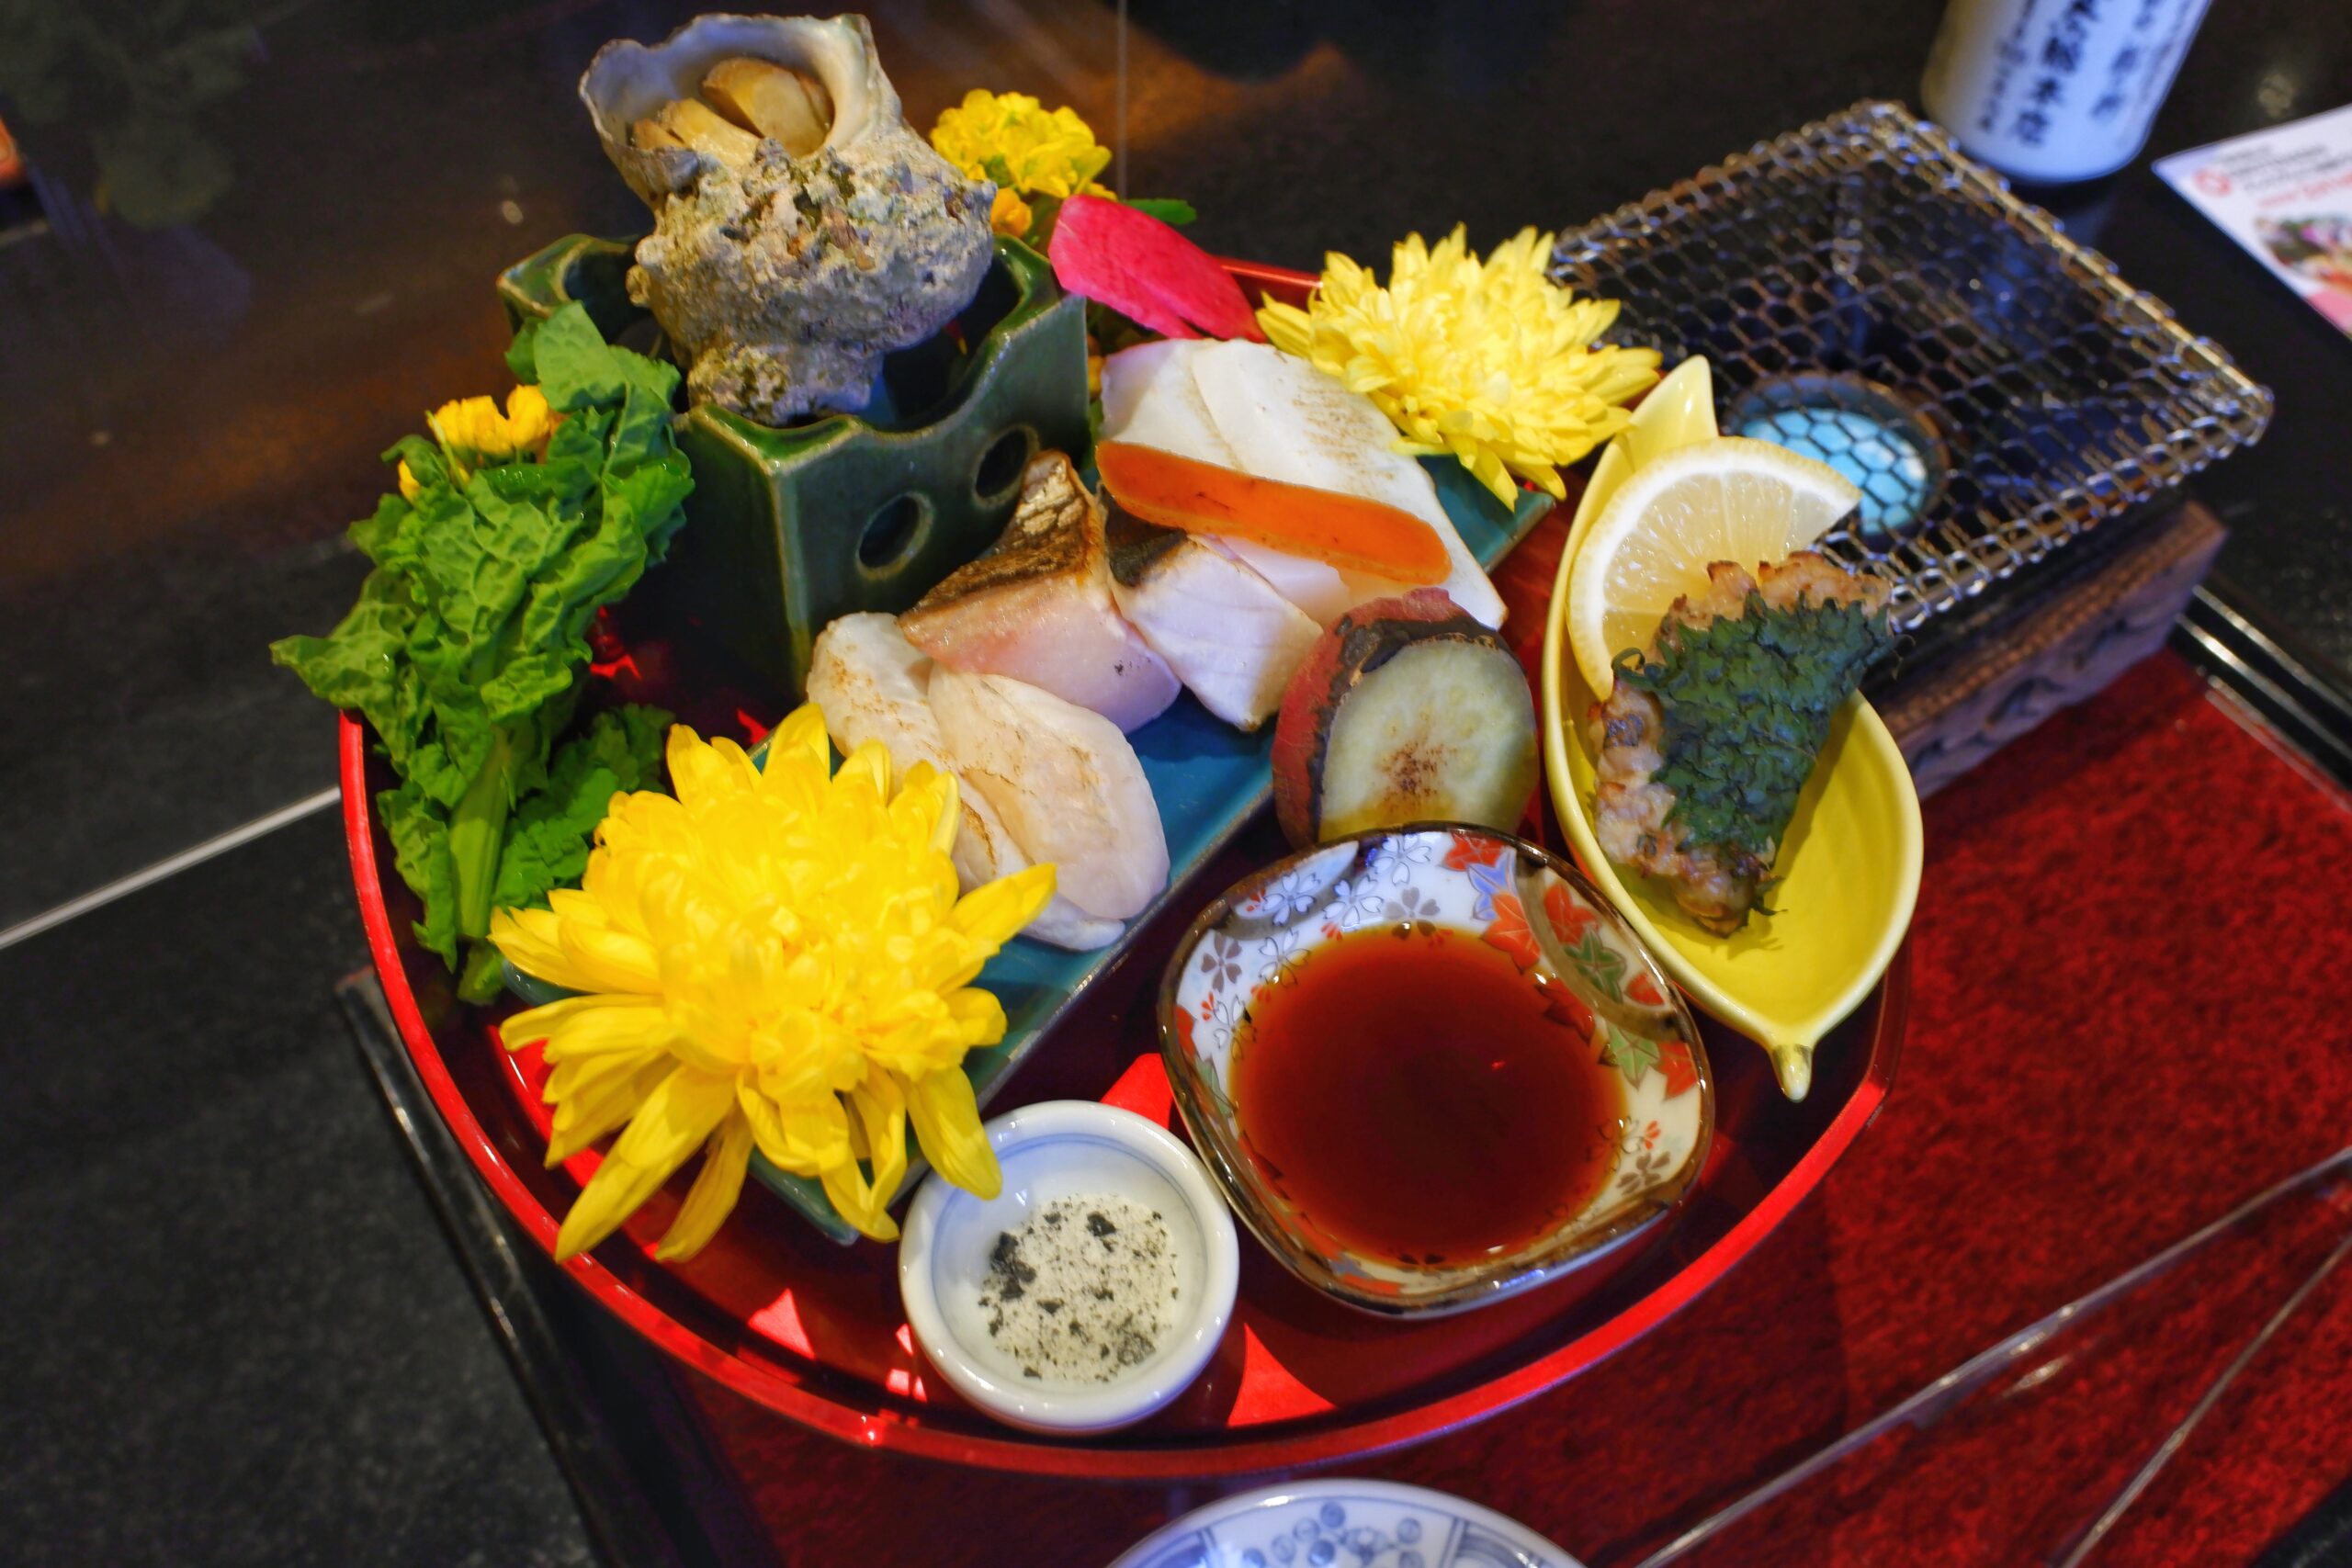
[[497, 231, 1091, 699]]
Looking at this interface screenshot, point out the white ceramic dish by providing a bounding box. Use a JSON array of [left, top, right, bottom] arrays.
[[898, 1100, 1239, 1435], [1108, 1479, 1586, 1568]]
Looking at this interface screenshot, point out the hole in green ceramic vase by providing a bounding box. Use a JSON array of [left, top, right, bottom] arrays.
[[975, 427, 1035, 502], [859, 494, 930, 573]]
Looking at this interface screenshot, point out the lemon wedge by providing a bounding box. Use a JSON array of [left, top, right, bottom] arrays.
[[1564, 436, 1861, 696]]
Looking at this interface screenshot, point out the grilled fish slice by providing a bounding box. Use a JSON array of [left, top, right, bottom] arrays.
[[928, 668, 1170, 921], [1589, 553, 1892, 932], [1099, 340, 1358, 624], [1099, 338, 1226, 459], [1105, 507, 1321, 730], [901, 451, 1180, 733], [1187, 340, 1506, 627], [807, 613, 1123, 951]]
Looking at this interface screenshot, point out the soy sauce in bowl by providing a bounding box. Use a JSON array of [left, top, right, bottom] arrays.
[[1160, 825, 1713, 1315], [1231, 925, 1625, 1268]]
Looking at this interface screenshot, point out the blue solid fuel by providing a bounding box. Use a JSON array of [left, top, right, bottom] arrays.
[[1736, 407, 1931, 538]]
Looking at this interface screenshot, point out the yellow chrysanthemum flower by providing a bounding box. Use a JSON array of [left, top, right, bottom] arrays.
[[398, 384, 560, 499], [491, 708, 1055, 1258], [930, 89, 1113, 241], [1258, 226, 1662, 508]]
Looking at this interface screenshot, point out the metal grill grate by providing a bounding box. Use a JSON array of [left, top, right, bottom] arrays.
[[1550, 100, 2273, 630]]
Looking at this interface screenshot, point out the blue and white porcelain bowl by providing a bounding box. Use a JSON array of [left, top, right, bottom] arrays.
[[1107, 1479, 1585, 1568]]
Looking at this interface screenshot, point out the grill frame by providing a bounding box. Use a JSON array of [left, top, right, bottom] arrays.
[[1549, 100, 2272, 631]]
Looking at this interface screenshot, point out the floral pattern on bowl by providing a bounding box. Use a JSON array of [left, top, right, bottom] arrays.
[[1107, 1479, 1583, 1568], [1159, 825, 1712, 1316]]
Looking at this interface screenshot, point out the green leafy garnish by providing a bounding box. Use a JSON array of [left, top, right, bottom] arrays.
[[1600, 1023, 1659, 1087], [1565, 931, 1627, 1003], [1121, 197, 1197, 226], [1612, 590, 1894, 863], [489, 705, 671, 915], [272, 303, 692, 998]]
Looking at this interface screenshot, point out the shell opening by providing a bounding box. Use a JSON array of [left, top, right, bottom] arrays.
[[582, 13, 894, 175]]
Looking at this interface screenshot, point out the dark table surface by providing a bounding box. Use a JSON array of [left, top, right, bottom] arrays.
[[2, 1, 2347, 1563]]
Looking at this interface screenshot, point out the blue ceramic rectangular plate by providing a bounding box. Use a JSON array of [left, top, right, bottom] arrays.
[[512, 460, 1549, 1242]]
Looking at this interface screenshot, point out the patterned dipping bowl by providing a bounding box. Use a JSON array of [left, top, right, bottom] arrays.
[[1158, 825, 1713, 1317]]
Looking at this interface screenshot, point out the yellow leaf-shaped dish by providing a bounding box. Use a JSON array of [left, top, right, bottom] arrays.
[[1539, 357, 1922, 1100]]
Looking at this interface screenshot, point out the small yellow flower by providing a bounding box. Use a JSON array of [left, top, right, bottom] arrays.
[[989, 186, 1035, 241], [491, 709, 1055, 1257], [931, 89, 1114, 241], [1258, 226, 1662, 508], [399, 384, 561, 499]]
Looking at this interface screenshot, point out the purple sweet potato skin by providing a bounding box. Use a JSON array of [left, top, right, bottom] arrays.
[[1271, 588, 1494, 848]]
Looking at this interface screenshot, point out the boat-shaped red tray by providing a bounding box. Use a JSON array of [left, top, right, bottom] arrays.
[[340, 260, 1906, 1479]]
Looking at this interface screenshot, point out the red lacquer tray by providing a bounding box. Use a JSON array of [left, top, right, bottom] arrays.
[[340, 260, 1907, 1478]]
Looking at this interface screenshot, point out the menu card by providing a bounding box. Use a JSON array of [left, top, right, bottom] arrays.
[[2155, 103, 2352, 339]]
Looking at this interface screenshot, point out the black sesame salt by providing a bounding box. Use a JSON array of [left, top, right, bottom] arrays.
[[986, 1232, 1035, 1303], [969, 1195, 1177, 1387]]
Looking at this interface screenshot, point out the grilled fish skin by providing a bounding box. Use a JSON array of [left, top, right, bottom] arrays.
[[901, 451, 1180, 732], [1104, 506, 1322, 730]]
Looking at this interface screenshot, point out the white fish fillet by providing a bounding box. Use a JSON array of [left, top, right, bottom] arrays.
[[806, 614, 1123, 951], [928, 669, 1170, 921], [1100, 339, 1226, 457], [1108, 524, 1319, 730], [900, 452, 1179, 733], [1100, 341, 1357, 626], [1189, 339, 1506, 627], [1217, 537, 1356, 627]]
